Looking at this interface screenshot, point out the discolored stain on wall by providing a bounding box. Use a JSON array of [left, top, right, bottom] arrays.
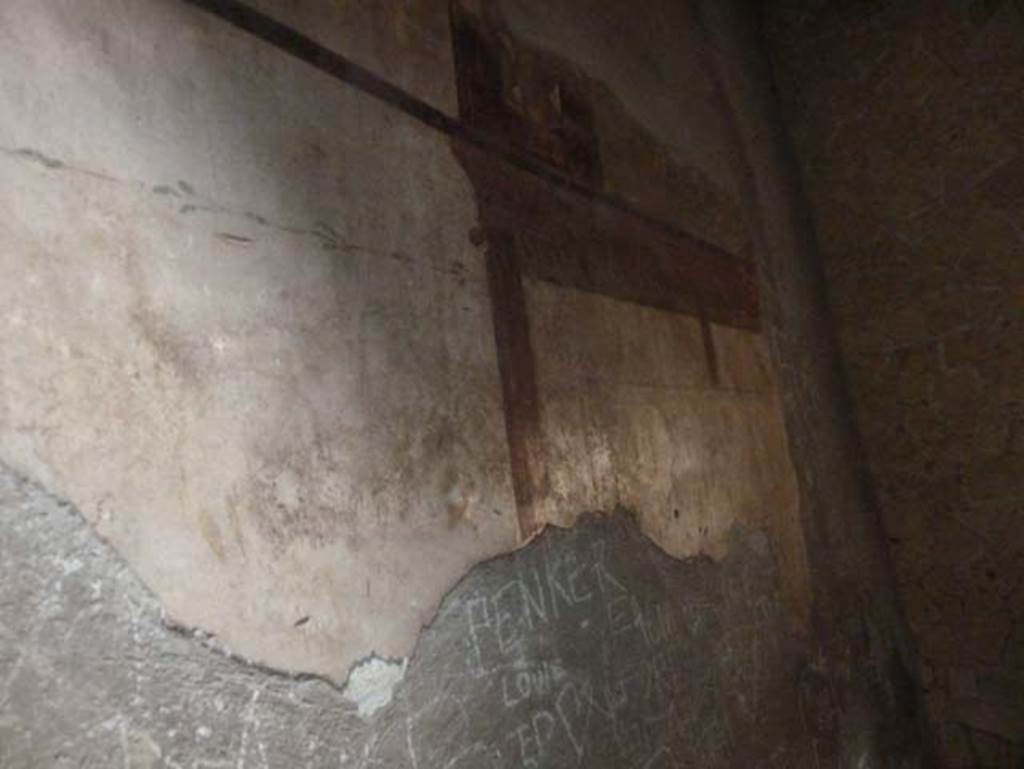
[[0, 0, 519, 680]]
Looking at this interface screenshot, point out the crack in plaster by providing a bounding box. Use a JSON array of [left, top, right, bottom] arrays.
[[0, 144, 474, 282], [0, 457, 823, 768], [0, 456, 741, 697]]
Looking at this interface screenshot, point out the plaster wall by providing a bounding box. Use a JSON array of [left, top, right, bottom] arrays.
[[0, 0, 518, 679], [0, 0, 808, 680], [524, 279, 807, 615], [0, 0, 926, 765]]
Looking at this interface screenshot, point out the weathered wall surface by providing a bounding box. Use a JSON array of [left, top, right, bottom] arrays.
[[0, 0, 519, 680], [766, 2, 1024, 765], [524, 280, 807, 614], [0, 0, 927, 765], [0, 0, 808, 679], [473, 0, 753, 256], [695, 1, 935, 766], [1, 464, 822, 769]]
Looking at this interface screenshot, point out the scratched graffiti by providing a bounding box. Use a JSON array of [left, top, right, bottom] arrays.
[[0, 467, 821, 768], [355, 514, 815, 769]]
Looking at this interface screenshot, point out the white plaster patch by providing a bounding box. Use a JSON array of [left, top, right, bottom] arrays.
[[341, 656, 407, 719]]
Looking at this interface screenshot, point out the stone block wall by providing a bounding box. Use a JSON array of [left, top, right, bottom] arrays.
[[766, 2, 1024, 764]]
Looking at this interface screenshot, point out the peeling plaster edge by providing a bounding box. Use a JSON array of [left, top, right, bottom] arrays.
[[1, 456, 548, 705], [0, 457, 798, 718], [158, 614, 351, 694], [406, 505, 726, 644], [0, 460, 352, 696], [0, 458, 533, 705]]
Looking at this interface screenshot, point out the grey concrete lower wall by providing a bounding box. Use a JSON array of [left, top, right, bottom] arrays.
[[0, 463, 832, 768]]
